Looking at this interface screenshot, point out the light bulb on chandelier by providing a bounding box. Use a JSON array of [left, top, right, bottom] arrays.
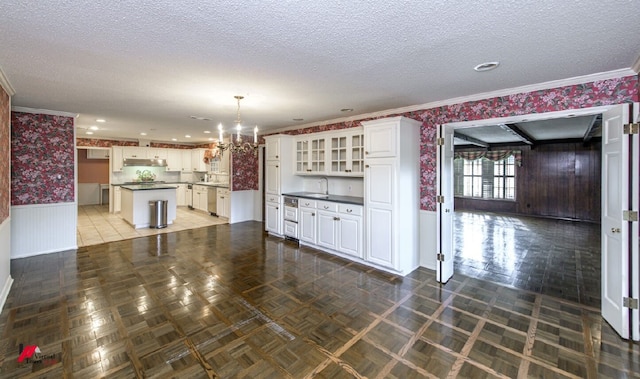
[[217, 95, 259, 154]]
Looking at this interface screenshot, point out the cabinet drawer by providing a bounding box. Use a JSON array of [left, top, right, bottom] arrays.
[[317, 201, 337, 212], [339, 204, 362, 216], [266, 194, 281, 204], [299, 199, 317, 209]]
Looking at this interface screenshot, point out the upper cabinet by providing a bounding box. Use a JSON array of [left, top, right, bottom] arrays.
[[295, 135, 327, 175], [364, 122, 397, 158], [191, 149, 209, 172], [181, 150, 192, 172], [111, 146, 124, 172], [87, 148, 110, 159], [329, 129, 364, 176], [122, 146, 148, 159], [166, 149, 182, 172], [148, 148, 168, 160]]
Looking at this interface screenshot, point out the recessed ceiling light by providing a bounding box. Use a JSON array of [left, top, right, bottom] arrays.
[[293, 118, 304, 122], [96, 119, 106, 123], [208, 138, 214, 141], [171, 138, 177, 141], [190, 116, 212, 121], [473, 61, 500, 72], [341, 108, 354, 112], [185, 135, 191, 138], [204, 130, 211, 134], [86, 131, 94, 135], [89, 125, 99, 130], [140, 132, 147, 136]]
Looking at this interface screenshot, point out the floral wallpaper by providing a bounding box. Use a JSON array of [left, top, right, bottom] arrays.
[[264, 74, 639, 211], [11, 112, 75, 205], [231, 149, 259, 191], [0, 87, 9, 224]]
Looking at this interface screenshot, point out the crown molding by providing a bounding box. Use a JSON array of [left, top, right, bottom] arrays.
[[269, 68, 637, 134], [0, 67, 15, 96], [11, 106, 77, 118]]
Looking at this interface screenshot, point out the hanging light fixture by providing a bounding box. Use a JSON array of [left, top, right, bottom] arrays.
[[217, 95, 259, 153]]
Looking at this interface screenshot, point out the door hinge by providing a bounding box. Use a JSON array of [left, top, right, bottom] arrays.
[[436, 137, 445, 146], [623, 297, 639, 309], [624, 123, 639, 135], [437, 253, 445, 262], [436, 195, 445, 203], [623, 210, 639, 222]]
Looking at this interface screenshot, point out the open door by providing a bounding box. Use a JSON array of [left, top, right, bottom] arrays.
[[601, 103, 639, 341], [436, 125, 454, 283]]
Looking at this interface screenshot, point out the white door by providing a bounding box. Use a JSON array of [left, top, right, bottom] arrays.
[[265, 161, 280, 195], [337, 215, 362, 258], [265, 202, 281, 234], [436, 125, 455, 283], [317, 210, 337, 250], [601, 103, 639, 340]]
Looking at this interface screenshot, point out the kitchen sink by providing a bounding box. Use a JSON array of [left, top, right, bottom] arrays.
[[304, 193, 330, 198]]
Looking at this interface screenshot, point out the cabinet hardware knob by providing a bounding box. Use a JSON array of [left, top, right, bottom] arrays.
[[324, 206, 329, 209], [346, 209, 352, 213], [365, 151, 369, 155], [276, 165, 279, 168], [611, 227, 621, 233], [312, 213, 315, 216], [365, 165, 370, 168], [276, 207, 279, 210], [276, 155, 279, 159]]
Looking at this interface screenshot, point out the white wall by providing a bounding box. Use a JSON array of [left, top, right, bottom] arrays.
[[420, 210, 437, 270], [78, 183, 100, 205]]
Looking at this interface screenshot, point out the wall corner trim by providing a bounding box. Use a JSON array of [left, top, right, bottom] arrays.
[[0, 67, 16, 96], [0, 275, 13, 312], [632, 55, 640, 74]]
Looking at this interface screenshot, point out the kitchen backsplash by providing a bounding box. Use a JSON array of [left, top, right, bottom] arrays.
[[110, 167, 229, 185]]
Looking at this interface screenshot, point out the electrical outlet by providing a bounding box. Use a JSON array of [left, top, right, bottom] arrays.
[[348, 185, 352, 192]]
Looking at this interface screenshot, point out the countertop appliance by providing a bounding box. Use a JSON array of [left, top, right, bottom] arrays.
[[283, 196, 299, 240], [207, 186, 218, 216]]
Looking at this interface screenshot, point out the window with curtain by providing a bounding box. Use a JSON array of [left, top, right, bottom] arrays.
[[454, 151, 518, 200]]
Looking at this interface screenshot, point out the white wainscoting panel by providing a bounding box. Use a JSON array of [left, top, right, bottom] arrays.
[[11, 202, 77, 258], [419, 210, 437, 270], [0, 218, 13, 311], [230, 190, 255, 224]]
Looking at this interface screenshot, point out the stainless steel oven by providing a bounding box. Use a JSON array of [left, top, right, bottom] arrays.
[[283, 196, 299, 240]]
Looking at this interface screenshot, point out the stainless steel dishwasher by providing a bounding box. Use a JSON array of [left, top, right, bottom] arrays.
[[207, 186, 218, 216]]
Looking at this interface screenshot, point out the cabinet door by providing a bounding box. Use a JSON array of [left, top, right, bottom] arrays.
[[176, 184, 186, 206], [192, 189, 200, 210], [317, 210, 337, 250], [123, 146, 148, 159], [265, 202, 282, 234], [299, 208, 317, 244], [192, 149, 207, 172], [185, 189, 193, 207], [148, 148, 168, 160], [218, 149, 230, 173], [349, 133, 365, 175], [295, 139, 309, 173], [166, 149, 182, 172], [113, 187, 121, 213], [330, 135, 348, 175], [87, 148, 110, 159], [181, 150, 193, 172], [365, 159, 396, 268], [338, 214, 362, 258], [111, 146, 124, 172], [265, 138, 280, 160], [265, 161, 280, 195], [224, 193, 231, 218], [365, 123, 397, 158]]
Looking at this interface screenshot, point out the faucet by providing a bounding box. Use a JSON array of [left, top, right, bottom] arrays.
[[319, 177, 329, 195]]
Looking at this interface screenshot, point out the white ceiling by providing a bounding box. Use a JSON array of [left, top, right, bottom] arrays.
[[0, 1, 639, 144]]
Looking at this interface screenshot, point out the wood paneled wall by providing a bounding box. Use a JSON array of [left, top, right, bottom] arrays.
[[454, 142, 601, 222]]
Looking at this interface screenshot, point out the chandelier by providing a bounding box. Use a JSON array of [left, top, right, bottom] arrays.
[[217, 95, 259, 153]]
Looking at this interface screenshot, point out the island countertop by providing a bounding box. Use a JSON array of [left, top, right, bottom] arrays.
[[120, 184, 178, 191]]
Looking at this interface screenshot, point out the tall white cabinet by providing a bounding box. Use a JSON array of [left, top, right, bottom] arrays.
[[264, 135, 301, 236], [363, 116, 421, 275]]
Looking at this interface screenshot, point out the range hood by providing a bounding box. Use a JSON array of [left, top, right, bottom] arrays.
[[122, 158, 168, 167]]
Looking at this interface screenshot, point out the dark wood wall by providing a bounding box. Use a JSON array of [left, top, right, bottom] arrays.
[[454, 142, 601, 222]]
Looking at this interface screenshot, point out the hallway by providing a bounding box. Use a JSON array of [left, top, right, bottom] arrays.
[[0, 221, 634, 378], [454, 211, 601, 308]]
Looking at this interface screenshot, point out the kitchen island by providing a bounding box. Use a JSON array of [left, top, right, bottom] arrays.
[[120, 184, 177, 229]]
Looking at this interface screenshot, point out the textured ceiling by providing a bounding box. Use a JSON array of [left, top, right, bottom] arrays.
[[0, 1, 639, 143]]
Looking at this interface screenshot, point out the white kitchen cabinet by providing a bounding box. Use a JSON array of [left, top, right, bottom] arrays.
[[336, 204, 363, 258], [185, 187, 193, 208], [217, 149, 230, 174], [113, 186, 121, 213], [176, 184, 187, 206], [317, 210, 338, 250], [166, 149, 182, 172], [265, 196, 282, 235], [265, 138, 281, 160], [363, 116, 420, 274], [295, 135, 327, 174], [265, 161, 281, 195], [329, 130, 365, 176], [148, 148, 168, 160], [217, 188, 231, 218], [111, 146, 124, 172], [87, 148, 110, 159], [122, 146, 148, 159], [191, 149, 209, 172], [192, 185, 208, 212], [299, 200, 317, 245], [181, 150, 193, 172]]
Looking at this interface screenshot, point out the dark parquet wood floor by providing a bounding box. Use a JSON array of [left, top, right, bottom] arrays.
[[0, 221, 637, 378]]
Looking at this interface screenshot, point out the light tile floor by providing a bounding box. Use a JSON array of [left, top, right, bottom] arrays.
[[77, 205, 227, 247]]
